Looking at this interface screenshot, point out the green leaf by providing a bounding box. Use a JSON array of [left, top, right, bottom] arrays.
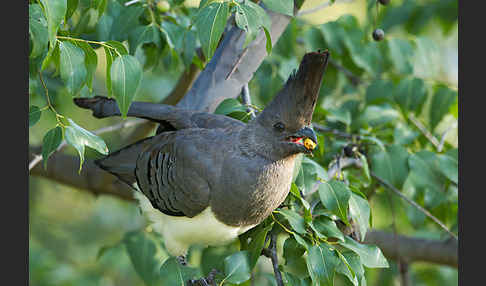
[[67, 118, 108, 154], [436, 151, 458, 184], [29, 4, 49, 59], [429, 85, 457, 130], [42, 126, 63, 168], [123, 231, 166, 285], [237, 1, 272, 48], [29, 105, 42, 127], [159, 257, 199, 286], [387, 38, 414, 74], [309, 215, 344, 242], [40, 0, 67, 49], [103, 46, 114, 96], [318, 180, 351, 225], [306, 244, 340, 286], [276, 209, 306, 234], [59, 41, 87, 96], [65, 0, 78, 21], [110, 55, 143, 117], [261, 0, 294, 16], [106, 40, 129, 55], [247, 223, 273, 269], [370, 144, 410, 189], [283, 237, 308, 278], [339, 236, 388, 268], [358, 153, 370, 182], [128, 24, 161, 54], [336, 251, 364, 286], [41, 39, 60, 71], [73, 41, 98, 92], [65, 118, 109, 172], [222, 251, 251, 284], [277, 209, 306, 233], [348, 193, 370, 242], [110, 5, 144, 41], [214, 98, 247, 115], [195, 1, 229, 60], [365, 79, 393, 105], [393, 77, 427, 115]]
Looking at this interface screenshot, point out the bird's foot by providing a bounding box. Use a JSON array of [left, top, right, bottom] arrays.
[[176, 255, 187, 266], [187, 269, 222, 286]]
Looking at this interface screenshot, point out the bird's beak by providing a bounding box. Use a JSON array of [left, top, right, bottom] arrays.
[[291, 126, 318, 153]]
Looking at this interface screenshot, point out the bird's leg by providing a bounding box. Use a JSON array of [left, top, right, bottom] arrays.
[[176, 255, 187, 266], [187, 269, 221, 286]]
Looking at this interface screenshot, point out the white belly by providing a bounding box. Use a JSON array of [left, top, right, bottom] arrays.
[[133, 191, 256, 257]]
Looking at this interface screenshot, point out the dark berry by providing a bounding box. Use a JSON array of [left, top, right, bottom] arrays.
[[372, 29, 385, 41], [344, 145, 355, 157], [378, 0, 390, 5]]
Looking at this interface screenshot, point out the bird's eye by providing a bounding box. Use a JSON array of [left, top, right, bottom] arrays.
[[273, 122, 285, 132]]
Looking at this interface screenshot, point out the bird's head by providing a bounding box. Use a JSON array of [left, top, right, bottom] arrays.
[[244, 50, 329, 160]]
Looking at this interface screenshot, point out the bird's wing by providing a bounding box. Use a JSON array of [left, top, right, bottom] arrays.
[[97, 128, 224, 217]]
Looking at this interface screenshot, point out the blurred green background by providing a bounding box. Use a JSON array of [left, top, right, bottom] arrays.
[[29, 0, 458, 285]]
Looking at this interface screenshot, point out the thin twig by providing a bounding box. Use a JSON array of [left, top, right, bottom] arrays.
[[329, 59, 362, 86], [399, 262, 410, 286], [372, 172, 458, 241], [312, 123, 356, 139], [296, 0, 355, 16], [268, 233, 284, 286], [28, 118, 147, 172], [240, 84, 256, 119], [408, 114, 440, 149], [124, 0, 141, 6]]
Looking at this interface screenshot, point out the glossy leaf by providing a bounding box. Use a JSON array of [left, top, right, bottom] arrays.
[[277, 209, 306, 234], [29, 105, 42, 127], [348, 193, 371, 242], [65, 0, 78, 21], [437, 151, 458, 184], [29, 4, 49, 58], [358, 153, 371, 182], [159, 257, 199, 286], [365, 79, 393, 105], [195, 1, 229, 60], [128, 24, 161, 54], [393, 77, 427, 115], [336, 251, 364, 286], [40, 0, 67, 49], [74, 41, 98, 92], [222, 251, 251, 284], [318, 179, 351, 225], [110, 55, 143, 117], [247, 223, 273, 269], [370, 144, 410, 189], [65, 118, 108, 172], [309, 215, 344, 242], [387, 38, 414, 74], [261, 0, 294, 16], [42, 126, 63, 168], [306, 244, 340, 286], [214, 98, 247, 115], [123, 231, 165, 285], [429, 85, 457, 129], [339, 236, 389, 268], [59, 41, 87, 96]]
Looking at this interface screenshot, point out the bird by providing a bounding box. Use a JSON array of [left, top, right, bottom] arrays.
[[74, 50, 330, 261]]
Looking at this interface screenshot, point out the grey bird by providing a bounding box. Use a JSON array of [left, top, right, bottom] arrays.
[[74, 50, 329, 258]]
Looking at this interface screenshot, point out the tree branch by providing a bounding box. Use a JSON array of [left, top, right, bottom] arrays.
[[29, 148, 135, 201], [364, 230, 458, 268]]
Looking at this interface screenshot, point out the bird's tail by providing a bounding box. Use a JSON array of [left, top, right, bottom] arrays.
[[95, 137, 154, 188]]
